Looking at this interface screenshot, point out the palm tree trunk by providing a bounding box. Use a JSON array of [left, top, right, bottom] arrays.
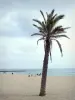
[[39, 40, 50, 96]]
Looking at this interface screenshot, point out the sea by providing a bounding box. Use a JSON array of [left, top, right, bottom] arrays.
[[0, 68, 75, 76]]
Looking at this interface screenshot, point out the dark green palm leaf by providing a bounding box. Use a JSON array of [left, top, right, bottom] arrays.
[[63, 27, 71, 30], [33, 23, 46, 34], [52, 14, 57, 20], [49, 40, 52, 62], [42, 22, 46, 29], [51, 35, 70, 39], [46, 12, 48, 18], [54, 15, 64, 22], [33, 19, 42, 26], [33, 24, 42, 30], [53, 31, 67, 35], [37, 37, 44, 45], [40, 10, 46, 24], [46, 9, 55, 30], [51, 26, 70, 35], [31, 33, 45, 37], [53, 15, 64, 27], [48, 9, 55, 20], [46, 10, 54, 26], [31, 10, 70, 60], [44, 40, 46, 52], [53, 39, 63, 56], [42, 22, 48, 33], [51, 26, 63, 34]]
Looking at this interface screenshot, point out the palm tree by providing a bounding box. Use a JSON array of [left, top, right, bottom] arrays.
[[31, 9, 70, 96]]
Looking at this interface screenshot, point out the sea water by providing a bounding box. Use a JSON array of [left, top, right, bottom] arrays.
[[20, 68, 75, 76], [0, 68, 75, 76]]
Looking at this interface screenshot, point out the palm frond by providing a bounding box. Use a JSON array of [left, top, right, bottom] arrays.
[[33, 24, 42, 30], [63, 27, 71, 30], [53, 31, 67, 35], [54, 15, 64, 22], [52, 15, 64, 27], [37, 37, 44, 45], [46, 12, 48, 18], [40, 10, 46, 24], [49, 40, 52, 62], [31, 10, 70, 60], [33, 19, 42, 26], [41, 22, 48, 33], [33, 23, 46, 34], [44, 40, 46, 52], [46, 9, 55, 31], [51, 35, 70, 39], [53, 39, 63, 56], [48, 9, 55, 19], [51, 26, 70, 35], [51, 14, 57, 21], [51, 26, 63, 35], [31, 33, 44, 36], [52, 26, 62, 32]]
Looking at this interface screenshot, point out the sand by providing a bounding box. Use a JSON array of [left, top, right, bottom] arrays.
[[0, 74, 75, 100]]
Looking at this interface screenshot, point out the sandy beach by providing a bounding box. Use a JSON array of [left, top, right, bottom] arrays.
[[0, 74, 75, 100]]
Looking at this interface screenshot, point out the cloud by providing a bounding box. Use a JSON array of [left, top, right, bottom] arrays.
[[0, 36, 74, 69], [0, 0, 75, 37], [0, 9, 42, 37], [0, 0, 74, 69], [0, 0, 75, 10], [0, 36, 44, 69]]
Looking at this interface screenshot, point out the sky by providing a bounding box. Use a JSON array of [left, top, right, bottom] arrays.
[[0, 0, 75, 69]]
